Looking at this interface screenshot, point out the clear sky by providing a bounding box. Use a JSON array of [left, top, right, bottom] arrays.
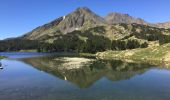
[[0, 0, 170, 40]]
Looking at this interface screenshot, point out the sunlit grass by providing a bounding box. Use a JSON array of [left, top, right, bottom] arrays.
[[0, 56, 6, 59], [97, 43, 170, 64]]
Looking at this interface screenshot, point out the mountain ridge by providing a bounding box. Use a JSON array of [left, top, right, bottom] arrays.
[[104, 12, 148, 25], [22, 7, 170, 40]]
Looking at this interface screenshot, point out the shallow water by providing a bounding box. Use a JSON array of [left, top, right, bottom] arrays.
[[0, 52, 170, 100]]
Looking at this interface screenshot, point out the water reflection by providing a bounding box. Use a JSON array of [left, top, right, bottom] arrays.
[[21, 56, 153, 88]]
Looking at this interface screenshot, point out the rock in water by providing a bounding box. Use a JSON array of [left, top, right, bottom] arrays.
[[0, 62, 3, 69]]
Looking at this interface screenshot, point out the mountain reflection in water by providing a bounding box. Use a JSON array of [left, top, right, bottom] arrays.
[[21, 56, 152, 88]]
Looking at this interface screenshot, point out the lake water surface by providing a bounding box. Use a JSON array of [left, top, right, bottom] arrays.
[[0, 52, 170, 100]]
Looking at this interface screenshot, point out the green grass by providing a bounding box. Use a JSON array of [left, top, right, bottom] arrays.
[[96, 43, 170, 66], [79, 53, 96, 58], [0, 56, 6, 59], [77, 34, 88, 42], [19, 49, 37, 52]]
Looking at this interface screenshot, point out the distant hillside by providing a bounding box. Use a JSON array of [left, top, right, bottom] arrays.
[[104, 13, 170, 29], [156, 22, 170, 29], [104, 13, 148, 25]]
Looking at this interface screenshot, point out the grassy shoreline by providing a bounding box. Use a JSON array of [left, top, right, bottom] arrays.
[[0, 56, 6, 59], [2, 43, 170, 67], [19, 49, 37, 52], [96, 43, 170, 67], [79, 53, 96, 58]]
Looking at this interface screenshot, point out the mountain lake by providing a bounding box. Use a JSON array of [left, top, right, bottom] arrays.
[[0, 52, 170, 100]]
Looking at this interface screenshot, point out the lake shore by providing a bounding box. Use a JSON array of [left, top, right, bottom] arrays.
[[0, 56, 6, 59], [96, 43, 170, 67], [2, 43, 170, 67]]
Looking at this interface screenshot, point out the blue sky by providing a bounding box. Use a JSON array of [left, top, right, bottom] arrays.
[[0, 0, 170, 40]]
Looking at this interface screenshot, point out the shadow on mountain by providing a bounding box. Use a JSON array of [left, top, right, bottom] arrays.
[[21, 56, 152, 88]]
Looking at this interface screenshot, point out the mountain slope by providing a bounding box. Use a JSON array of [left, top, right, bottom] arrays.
[[23, 7, 106, 40], [104, 13, 148, 25], [104, 12, 170, 29], [156, 22, 170, 29], [22, 7, 170, 41]]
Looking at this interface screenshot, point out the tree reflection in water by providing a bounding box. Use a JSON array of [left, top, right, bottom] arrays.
[[21, 56, 153, 88]]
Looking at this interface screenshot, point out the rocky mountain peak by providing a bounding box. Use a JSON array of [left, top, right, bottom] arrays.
[[23, 7, 106, 40], [105, 12, 148, 25], [75, 7, 92, 13]]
